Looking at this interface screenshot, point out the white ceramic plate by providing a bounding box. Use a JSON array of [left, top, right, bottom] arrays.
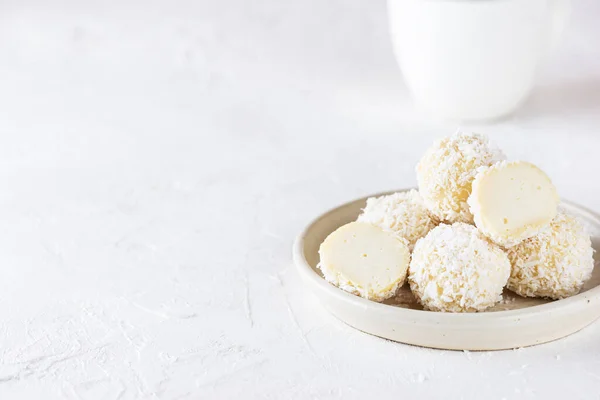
[[293, 189, 600, 350]]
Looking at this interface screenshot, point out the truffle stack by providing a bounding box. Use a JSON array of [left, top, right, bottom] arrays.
[[318, 131, 595, 312]]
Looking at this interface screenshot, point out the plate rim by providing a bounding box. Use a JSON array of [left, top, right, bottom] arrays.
[[293, 188, 600, 324]]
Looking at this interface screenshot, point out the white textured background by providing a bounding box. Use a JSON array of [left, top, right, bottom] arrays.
[[0, 0, 599, 399]]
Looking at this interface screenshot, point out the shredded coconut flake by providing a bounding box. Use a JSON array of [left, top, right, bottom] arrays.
[[409, 223, 511, 312]]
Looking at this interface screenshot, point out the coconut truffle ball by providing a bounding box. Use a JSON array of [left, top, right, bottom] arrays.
[[468, 161, 559, 248], [357, 190, 438, 250], [417, 132, 505, 224], [409, 223, 511, 312], [319, 222, 411, 302], [506, 213, 594, 299]]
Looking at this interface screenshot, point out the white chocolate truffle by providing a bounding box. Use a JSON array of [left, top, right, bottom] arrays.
[[469, 161, 559, 248], [409, 223, 511, 312], [318, 221, 410, 302], [357, 190, 438, 250], [506, 213, 594, 299], [416, 132, 505, 224]]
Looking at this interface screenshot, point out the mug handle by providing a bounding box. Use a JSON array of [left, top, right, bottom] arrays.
[[546, 0, 571, 56]]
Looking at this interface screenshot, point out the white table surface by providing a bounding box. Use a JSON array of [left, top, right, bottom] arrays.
[[1, 1, 599, 399]]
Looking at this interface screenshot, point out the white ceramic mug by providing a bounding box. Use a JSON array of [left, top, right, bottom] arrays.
[[388, 0, 571, 121]]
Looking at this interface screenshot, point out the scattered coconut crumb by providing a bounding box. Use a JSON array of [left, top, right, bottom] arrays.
[[498, 296, 515, 305]]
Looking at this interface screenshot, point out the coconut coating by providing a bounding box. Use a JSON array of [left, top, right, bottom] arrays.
[[409, 223, 511, 312], [357, 190, 438, 250], [416, 132, 505, 224], [506, 213, 594, 299]]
